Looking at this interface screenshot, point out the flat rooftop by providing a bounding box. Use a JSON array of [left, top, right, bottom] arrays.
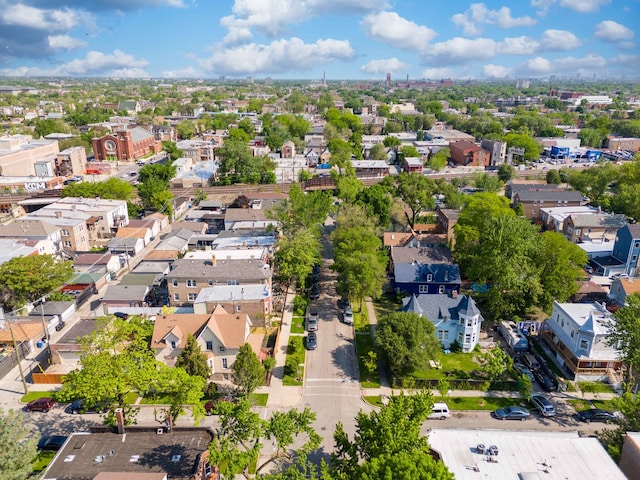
[[43, 428, 214, 480], [429, 429, 626, 480]]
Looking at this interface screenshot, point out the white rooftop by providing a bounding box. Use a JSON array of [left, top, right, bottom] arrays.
[[556, 302, 613, 335], [578, 241, 614, 254], [429, 429, 626, 480], [184, 248, 267, 261], [194, 284, 270, 303]]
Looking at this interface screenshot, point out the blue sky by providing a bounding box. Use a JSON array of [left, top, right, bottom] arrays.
[[0, 0, 638, 80]]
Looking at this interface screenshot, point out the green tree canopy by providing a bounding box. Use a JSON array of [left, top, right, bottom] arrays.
[[175, 333, 210, 380], [504, 132, 541, 161], [609, 294, 640, 372], [497, 163, 515, 182], [0, 254, 74, 310], [62, 177, 136, 201], [394, 172, 436, 228], [368, 143, 388, 160], [0, 408, 38, 480], [231, 343, 265, 396], [375, 312, 440, 376]]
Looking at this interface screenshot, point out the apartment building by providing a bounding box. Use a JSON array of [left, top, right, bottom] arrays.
[[0, 134, 59, 177]]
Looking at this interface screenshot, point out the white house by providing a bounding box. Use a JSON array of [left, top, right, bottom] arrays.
[[402, 292, 483, 353], [540, 301, 623, 382]]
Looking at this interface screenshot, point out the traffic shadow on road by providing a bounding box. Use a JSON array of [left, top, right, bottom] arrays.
[[330, 343, 359, 382]]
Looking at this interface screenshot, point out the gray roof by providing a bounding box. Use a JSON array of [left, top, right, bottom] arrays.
[[569, 213, 627, 229], [30, 301, 75, 316], [515, 189, 583, 202], [108, 237, 141, 249], [168, 258, 272, 282], [119, 272, 163, 286], [132, 261, 171, 274], [0, 218, 60, 238], [103, 284, 149, 301], [129, 126, 153, 143], [402, 293, 481, 324], [194, 284, 270, 303], [391, 245, 452, 266], [394, 262, 461, 284]]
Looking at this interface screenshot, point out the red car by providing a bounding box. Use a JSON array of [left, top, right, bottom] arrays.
[[26, 397, 56, 412]]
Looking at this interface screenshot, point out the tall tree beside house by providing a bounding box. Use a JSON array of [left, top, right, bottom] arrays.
[[394, 172, 436, 228], [598, 389, 640, 462], [608, 294, 640, 375], [368, 143, 388, 160], [231, 343, 265, 396], [0, 254, 74, 311], [0, 408, 38, 480], [175, 334, 210, 380]]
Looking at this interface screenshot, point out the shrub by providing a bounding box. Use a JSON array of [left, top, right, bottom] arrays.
[[293, 296, 309, 316]]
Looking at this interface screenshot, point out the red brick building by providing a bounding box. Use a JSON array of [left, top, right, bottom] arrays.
[[449, 140, 490, 167], [92, 127, 162, 161]]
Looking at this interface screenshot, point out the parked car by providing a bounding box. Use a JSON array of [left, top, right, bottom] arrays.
[[309, 283, 320, 300], [26, 398, 56, 413], [306, 332, 317, 350], [37, 435, 68, 451], [533, 369, 557, 392], [113, 312, 129, 319], [343, 305, 354, 325], [428, 402, 450, 420], [529, 394, 556, 417], [312, 264, 321, 281], [514, 363, 535, 382], [576, 408, 617, 424], [492, 406, 530, 421], [306, 306, 318, 332], [69, 398, 107, 414]]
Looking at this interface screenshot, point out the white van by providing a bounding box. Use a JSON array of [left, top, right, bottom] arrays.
[[429, 402, 450, 420]]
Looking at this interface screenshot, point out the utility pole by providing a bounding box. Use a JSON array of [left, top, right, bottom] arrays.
[[1, 308, 29, 394]]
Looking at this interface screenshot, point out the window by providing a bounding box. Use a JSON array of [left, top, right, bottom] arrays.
[[419, 285, 429, 293], [457, 332, 463, 343], [172, 279, 178, 287], [633, 255, 638, 262], [188, 293, 197, 301], [221, 358, 228, 369], [570, 329, 575, 338], [63, 241, 72, 248], [579, 339, 589, 350], [170, 340, 177, 350], [208, 280, 213, 286], [635, 242, 640, 249], [426, 274, 433, 282], [438, 285, 445, 294], [575, 229, 581, 235], [186, 279, 197, 287], [173, 293, 180, 301], [465, 334, 471, 344], [467, 318, 473, 327], [205, 341, 213, 351], [218, 346, 226, 353], [236, 305, 241, 312], [62, 229, 69, 236], [227, 280, 239, 286], [437, 330, 449, 341]]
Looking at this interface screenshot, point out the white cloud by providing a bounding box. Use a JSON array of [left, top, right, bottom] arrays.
[[47, 35, 87, 50], [452, 3, 536, 36], [221, 0, 388, 37], [539, 29, 582, 50], [498, 36, 539, 55], [531, 0, 611, 15], [361, 11, 436, 52], [222, 26, 253, 45], [421, 67, 455, 79], [519, 53, 606, 75], [0, 49, 149, 77], [482, 64, 513, 78], [426, 37, 497, 64], [594, 20, 634, 42], [161, 66, 201, 78], [199, 37, 355, 75], [360, 57, 408, 75], [1, 4, 92, 31]]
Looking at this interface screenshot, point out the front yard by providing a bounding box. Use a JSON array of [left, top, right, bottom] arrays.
[[283, 336, 305, 386]]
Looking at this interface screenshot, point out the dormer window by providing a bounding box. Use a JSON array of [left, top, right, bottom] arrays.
[[170, 340, 177, 350], [426, 274, 433, 282]]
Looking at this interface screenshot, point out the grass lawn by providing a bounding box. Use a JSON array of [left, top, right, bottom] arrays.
[[21, 391, 55, 403], [354, 308, 369, 333], [249, 393, 268, 407], [31, 450, 56, 473], [354, 332, 380, 388], [364, 395, 383, 407], [577, 381, 616, 394], [567, 398, 618, 412], [290, 316, 305, 334], [411, 352, 481, 380], [123, 392, 139, 404], [282, 336, 305, 386], [434, 396, 521, 411], [373, 294, 400, 320], [140, 395, 172, 405]]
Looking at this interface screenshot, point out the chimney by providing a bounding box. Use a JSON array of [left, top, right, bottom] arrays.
[[115, 408, 125, 434], [451, 290, 458, 299], [211, 254, 216, 266]]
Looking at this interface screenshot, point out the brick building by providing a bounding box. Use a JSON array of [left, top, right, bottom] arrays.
[[449, 140, 489, 167], [92, 127, 161, 161]]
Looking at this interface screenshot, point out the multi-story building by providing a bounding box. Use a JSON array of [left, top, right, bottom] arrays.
[[0, 134, 59, 177], [193, 284, 271, 324], [611, 224, 640, 277], [26, 210, 90, 254], [540, 301, 623, 381], [167, 256, 272, 306], [563, 213, 627, 243], [92, 127, 162, 161], [480, 139, 507, 166], [512, 189, 585, 220], [449, 140, 490, 167], [0, 218, 62, 256]]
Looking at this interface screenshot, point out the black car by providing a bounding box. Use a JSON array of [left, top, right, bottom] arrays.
[[312, 264, 321, 281], [533, 369, 557, 392], [309, 283, 320, 300], [306, 332, 317, 350], [37, 435, 68, 451], [69, 398, 107, 414], [113, 312, 129, 319], [576, 408, 618, 424]]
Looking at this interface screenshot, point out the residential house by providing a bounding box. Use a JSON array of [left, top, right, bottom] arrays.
[[127, 217, 163, 239], [40, 197, 129, 239], [351, 160, 389, 178], [449, 140, 489, 167], [0, 218, 62, 256], [74, 252, 121, 280], [92, 127, 162, 161], [504, 180, 551, 199], [0, 238, 40, 265], [402, 292, 483, 352], [436, 208, 460, 246], [155, 228, 194, 254], [172, 221, 208, 234], [167, 257, 272, 306], [41, 428, 217, 480], [151, 306, 260, 380], [26, 210, 90, 254], [108, 237, 145, 257], [620, 432, 640, 480], [223, 208, 279, 231], [403, 157, 423, 173], [392, 246, 461, 295], [512, 189, 585, 221], [116, 226, 153, 246], [480, 139, 507, 166], [281, 140, 295, 158], [609, 277, 640, 307], [540, 301, 623, 381], [570, 280, 608, 303], [193, 284, 271, 324], [383, 231, 446, 249], [212, 229, 277, 250], [539, 205, 599, 232], [563, 213, 627, 243], [102, 284, 150, 313], [611, 224, 640, 277]]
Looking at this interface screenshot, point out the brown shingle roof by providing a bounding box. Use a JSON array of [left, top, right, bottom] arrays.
[[115, 227, 149, 239]]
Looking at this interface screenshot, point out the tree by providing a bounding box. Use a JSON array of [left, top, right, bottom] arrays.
[[546, 169, 562, 184], [479, 347, 511, 381], [368, 143, 388, 160], [331, 392, 454, 480], [0, 408, 38, 480], [209, 399, 321, 478], [497, 163, 515, 182], [375, 312, 440, 376], [503, 132, 541, 161], [437, 378, 450, 398], [395, 172, 436, 228], [175, 334, 210, 380], [428, 148, 449, 172], [153, 363, 206, 425], [472, 172, 503, 192], [598, 390, 640, 461], [401, 145, 420, 158], [231, 343, 265, 396], [176, 120, 196, 139], [608, 294, 640, 373], [0, 255, 74, 310], [534, 231, 588, 310], [162, 141, 183, 161], [62, 177, 136, 201]]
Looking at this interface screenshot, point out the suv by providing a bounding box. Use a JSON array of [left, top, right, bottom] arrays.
[[26, 398, 56, 412], [343, 305, 354, 325], [306, 306, 319, 332], [530, 394, 556, 417]]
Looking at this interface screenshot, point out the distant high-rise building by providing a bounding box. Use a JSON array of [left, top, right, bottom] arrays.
[[516, 79, 530, 89], [386, 73, 391, 87]]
